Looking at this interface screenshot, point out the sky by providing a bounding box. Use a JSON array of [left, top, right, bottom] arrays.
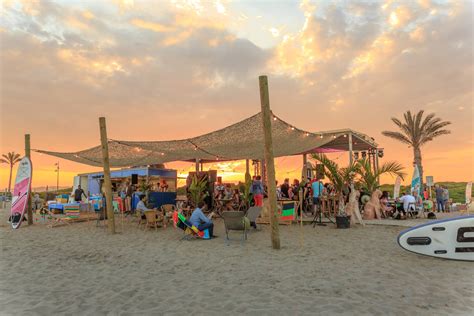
[[0, 0, 473, 190]]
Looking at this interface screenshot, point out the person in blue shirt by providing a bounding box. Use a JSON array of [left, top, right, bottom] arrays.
[[311, 179, 324, 213], [189, 201, 216, 238]]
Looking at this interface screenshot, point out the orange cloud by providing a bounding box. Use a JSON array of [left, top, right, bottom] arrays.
[[131, 18, 175, 33]]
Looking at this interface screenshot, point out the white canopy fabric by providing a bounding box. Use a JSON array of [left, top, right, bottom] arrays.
[[35, 112, 377, 167]]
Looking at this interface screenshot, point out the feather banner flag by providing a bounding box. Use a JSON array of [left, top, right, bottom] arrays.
[[393, 176, 401, 199], [411, 165, 421, 197], [466, 182, 472, 204]]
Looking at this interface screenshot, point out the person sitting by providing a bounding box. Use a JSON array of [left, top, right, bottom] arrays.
[[136, 195, 153, 219], [189, 201, 216, 238], [395, 191, 416, 219], [232, 189, 241, 208], [380, 191, 394, 218]]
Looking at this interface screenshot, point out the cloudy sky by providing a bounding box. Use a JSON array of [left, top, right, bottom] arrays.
[[0, 0, 472, 189]]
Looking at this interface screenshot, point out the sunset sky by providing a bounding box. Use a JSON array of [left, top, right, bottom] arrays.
[[1, 0, 473, 190]]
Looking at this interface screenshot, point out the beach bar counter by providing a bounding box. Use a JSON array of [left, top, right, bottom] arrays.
[[75, 167, 177, 209]]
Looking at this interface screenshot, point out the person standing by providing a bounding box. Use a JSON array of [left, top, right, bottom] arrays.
[[442, 186, 450, 212], [311, 178, 324, 214], [435, 184, 444, 212], [250, 175, 265, 207], [280, 178, 290, 199], [124, 181, 133, 212], [74, 185, 87, 202]]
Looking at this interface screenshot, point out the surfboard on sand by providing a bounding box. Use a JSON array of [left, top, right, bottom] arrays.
[[10, 157, 32, 229], [397, 216, 474, 261]]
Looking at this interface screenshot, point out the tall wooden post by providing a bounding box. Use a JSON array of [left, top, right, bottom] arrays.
[[195, 159, 200, 172], [348, 133, 353, 165], [245, 159, 250, 179], [25, 134, 33, 225], [375, 149, 380, 184], [259, 75, 280, 250], [99, 117, 115, 234], [302, 154, 307, 182]]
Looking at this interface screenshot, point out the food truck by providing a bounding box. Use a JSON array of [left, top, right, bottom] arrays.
[[74, 166, 177, 209]]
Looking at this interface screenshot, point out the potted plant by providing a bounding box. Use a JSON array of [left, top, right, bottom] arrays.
[[311, 154, 358, 228], [188, 174, 208, 208]]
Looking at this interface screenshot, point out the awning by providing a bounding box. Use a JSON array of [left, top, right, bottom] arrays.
[[35, 112, 377, 167]]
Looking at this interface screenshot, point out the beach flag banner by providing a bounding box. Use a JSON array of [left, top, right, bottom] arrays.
[[393, 176, 401, 199], [411, 165, 421, 197], [466, 182, 472, 204], [280, 202, 295, 221]]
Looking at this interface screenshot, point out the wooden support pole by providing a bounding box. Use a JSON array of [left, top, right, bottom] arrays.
[[259, 75, 280, 250], [302, 154, 307, 182], [375, 149, 380, 184], [195, 159, 200, 172], [245, 159, 250, 181], [99, 117, 115, 234], [348, 132, 353, 165], [25, 134, 33, 225]]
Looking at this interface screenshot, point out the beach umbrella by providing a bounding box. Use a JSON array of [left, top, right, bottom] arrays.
[[411, 165, 421, 196]]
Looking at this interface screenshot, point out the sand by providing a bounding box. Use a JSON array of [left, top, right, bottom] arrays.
[[0, 206, 473, 316]]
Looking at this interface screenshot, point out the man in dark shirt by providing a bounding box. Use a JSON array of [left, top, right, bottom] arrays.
[[280, 178, 290, 199], [435, 184, 444, 212], [74, 185, 87, 202]]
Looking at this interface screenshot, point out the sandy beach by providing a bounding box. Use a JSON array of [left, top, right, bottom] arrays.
[[0, 206, 473, 316]]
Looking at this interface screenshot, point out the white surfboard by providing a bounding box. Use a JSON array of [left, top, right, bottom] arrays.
[[397, 216, 474, 261]]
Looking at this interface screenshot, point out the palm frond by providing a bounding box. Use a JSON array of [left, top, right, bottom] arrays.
[[414, 110, 424, 131], [376, 161, 406, 180], [381, 131, 412, 145]]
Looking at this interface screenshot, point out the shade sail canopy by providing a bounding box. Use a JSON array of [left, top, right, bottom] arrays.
[[35, 112, 377, 167]]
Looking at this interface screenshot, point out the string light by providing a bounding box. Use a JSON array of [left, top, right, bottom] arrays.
[[343, 134, 347, 138], [305, 133, 309, 136], [273, 117, 277, 121], [291, 127, 295, 131], [319, 135, 323, 138]]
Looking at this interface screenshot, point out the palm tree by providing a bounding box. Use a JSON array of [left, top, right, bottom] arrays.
[[311, 154, 358, 215], [355, 158, 406, 192], [382, 110, 451, 187], [1, 152, 22, 193]]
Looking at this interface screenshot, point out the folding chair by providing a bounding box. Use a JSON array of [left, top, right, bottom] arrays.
[[174, 212, 207, 240], [222, 211, 249, 245], [245, 206, 262, 229]]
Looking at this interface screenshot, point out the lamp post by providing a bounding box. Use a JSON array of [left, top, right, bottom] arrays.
[[54, 162, 60, 193]]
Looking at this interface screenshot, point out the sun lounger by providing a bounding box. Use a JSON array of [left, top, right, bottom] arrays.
[[45, 206, 95, 228], [222, 211, 249, 244]]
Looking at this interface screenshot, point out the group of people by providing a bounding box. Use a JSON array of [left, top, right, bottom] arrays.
[[434, 184, 450, 212]]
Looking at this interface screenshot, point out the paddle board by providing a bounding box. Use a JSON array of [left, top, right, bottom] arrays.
[[397, 216, 474, 261], [10, 157, 32, 229]]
